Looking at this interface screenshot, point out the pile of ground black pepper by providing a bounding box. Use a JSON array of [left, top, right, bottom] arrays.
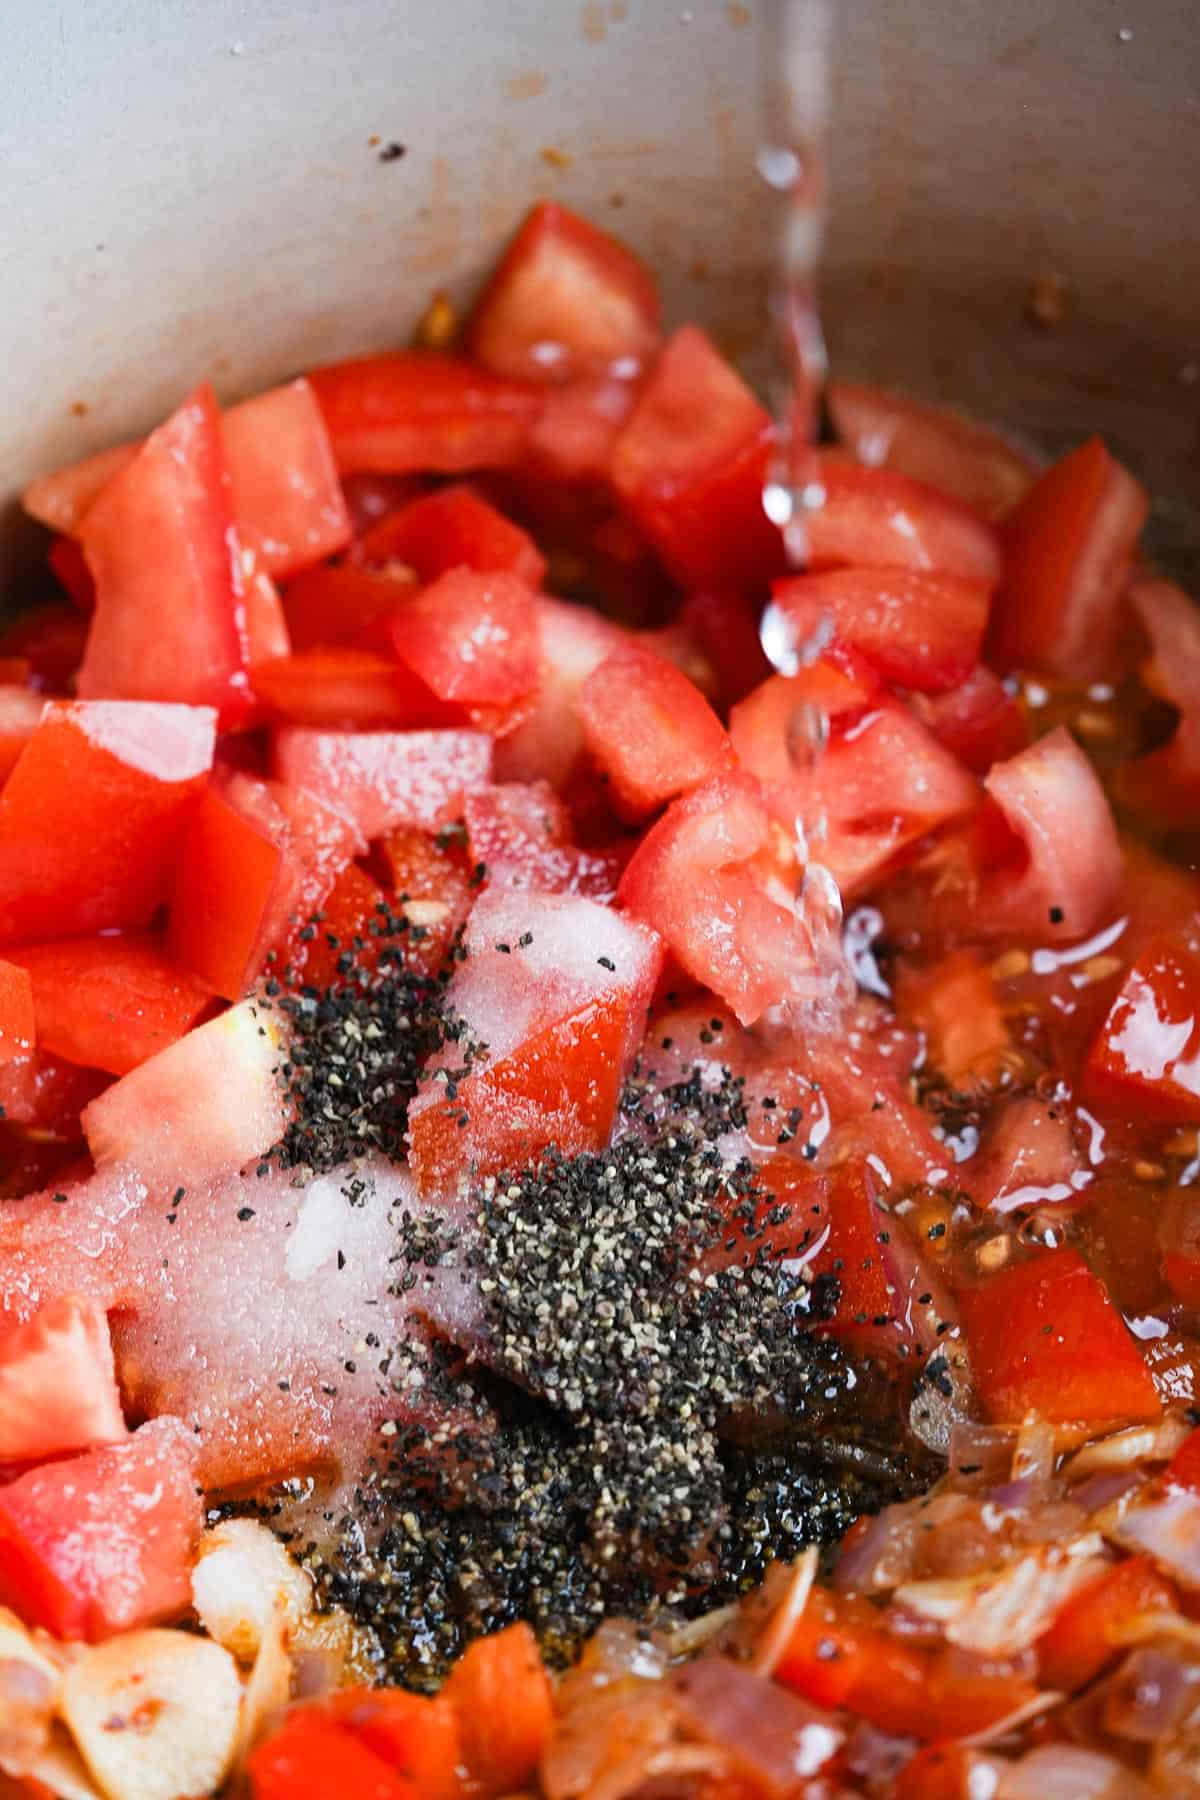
[[254, 898, 932, 1687]]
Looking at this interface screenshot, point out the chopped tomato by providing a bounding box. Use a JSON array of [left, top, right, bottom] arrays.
[[78, 384, 253, 723], [0, 1296, 126, 1464], [283, 564, 418, 654], [610, 326, 782, 590], [802, 458, 1002, 586], [893, 1744, 977, 1800], [0, 1416, 200, 1640], [254, 648, 450, 729], [913, 663, 1028, 773], [0, 700, 214, 947], [678, 590, 773, 709], [0, 962, 35, 1065], [375, 826, 474, 973], [5, 934, 212, 1076], [519, 373, 637, 486], [1037, 1554, 1179, 1692], [387, 568, 540, 732], [81, 998, 286, 1179], [0, 1051, 109, 1137], [467, 200, 660, 384], [462, 782, 622, 899], [272, 726, 493, 838], [221, 377, 352, 577], [494, 596, 626, 790], [298, 862, 392, 989], [988, 437, 1148, 680], [240, 549, 292, 667], [22, 440, 139, 535], [975, 727, 1123, 943], [1168, 1427, 1200, 1493], [409, 891, 662, 1195], [775, 1586, 1038, 1739], [959, 1248, 1160, 1427], [1083, 935, 1200, 1123], [805, 1161, 896, 1340], [355, 481, 546, 588], [308, 351, 541, 475], [250, 1706, 421, 1800], [767, 567, 990, 694], [1116, 577, 1200, 823], [826, 381, 1038, 521], [47, 534, 95, 610], [0, 604, 89, 692], [893, 949, 1011, 1088], [729, 670, 979, 900], [328, 1689, 463, 1800], [578, 641, 730, 818], [168, 783, 285, 999], [617, 769, 806, 1025], [441, 1622, 554, 1796], [0, 689, 48, 787]]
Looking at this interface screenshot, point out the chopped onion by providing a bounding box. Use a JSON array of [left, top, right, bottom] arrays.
[[948, 1421, 1020, 1490], [1064, 1418, 1191, 1481], [1101, 1645, 1200, 1743], [586, 1743, 730, 1800], [232, 1605, 292, 1768], [897, 1546, 1108, 1656], [751, 1549, 818, 1676], [668, 1658, 844, 1786], [1011, 1416, 1057, 1490], [834, 1505, 919, 1595], [958, 1688, 1064, 1749], [995, 1742, 1153, 1797], [542, 1687, 676, 1800], [1114, 1486, 1200, 1587], [20, 1728, 102, 1800]]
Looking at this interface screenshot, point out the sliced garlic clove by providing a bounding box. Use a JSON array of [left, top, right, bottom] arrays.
[[191, 1517, 311, 1662]]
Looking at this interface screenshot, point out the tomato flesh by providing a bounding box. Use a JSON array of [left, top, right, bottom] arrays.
[[221, 377, 352, 577], [578, 640, 730, 818], [0, 1416, 200, 1640], [1084, 935, 1200, 1123], [355, 481, 546, 588], [768, 567, 989, 694], [309, 351, 541, 476], [6, 934, 212, 1075]]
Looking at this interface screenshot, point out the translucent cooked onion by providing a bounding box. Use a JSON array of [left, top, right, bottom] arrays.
[[1101, 1646, 1200, 1744], [995, 1742, 1154, 1797], [833, 1505, 919, 1595], [948, 1421, 1020, 1490], [1064, 1419, 1191, 1481], [667, 1658, 844, 1786], [1114, 1486, 1200, 1587], [541, 1687, 680, 1800], [896, 1546, 1107, 1657], [750, 1549, 817, 1676]]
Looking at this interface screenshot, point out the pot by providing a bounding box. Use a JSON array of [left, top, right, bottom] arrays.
[[2, 0, 1197, 582]]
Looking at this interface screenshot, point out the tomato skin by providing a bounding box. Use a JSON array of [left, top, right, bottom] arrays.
[[168, 783, 284, 999], [611, 326, 783, 591], [308, 351, 541, 476], [0, 1416, 200, 1641], [578, 641, 730, 819], [272, 726, 493, 838], [989, 436, 1148, 680], [959, 1248, 1160, 1427], [354, 481, 546, 588], [22, 441, 140, 536], [47, 534, 95, 610], [893, 949, 1011, 1088], [5, 935, 213, 1076], [78, 384, 253, 724], [1117, 578, 1200, 824], [679, 590, 773, 710], [768, 568, 989, 694], [0, 962, 35, 1065], [240, 549, 292, 667], [0, 700, 215, 948], [0, 1295, 126, 1464], [462, 782, 622, 900], [441, 1622, 554, 1796], [467, 200, 661, 385], [0, 1052, 109, 1137], [893, 1744, 976, 1800], [1083, 936, 1200, 1124], [1037, 1555, 1179, 1692], [802, 457, 1003, 585], [0, 605, 90, 693], [221, 377, 352, 578], [826, 381, 1039, 522], [250, 1707, 422, 1800]]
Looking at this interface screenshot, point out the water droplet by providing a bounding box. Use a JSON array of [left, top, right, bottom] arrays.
[[756, 145, 802, 190], [1116, 25, 1133, 42]]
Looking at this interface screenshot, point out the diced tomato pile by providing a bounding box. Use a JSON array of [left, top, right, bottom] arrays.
[[3, 200, 1200, 1798]]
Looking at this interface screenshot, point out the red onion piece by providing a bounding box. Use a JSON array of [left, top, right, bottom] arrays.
[[667, 1657, 844, 1789], [1101, 1645, 1200, 1744], [995, 1743, 1154, 1797], [1114, 1485, 1200, 1587], [834, 1501, 920, 1595]]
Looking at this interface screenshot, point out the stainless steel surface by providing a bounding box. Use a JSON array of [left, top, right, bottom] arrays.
[[3, 0, 1198, 579]]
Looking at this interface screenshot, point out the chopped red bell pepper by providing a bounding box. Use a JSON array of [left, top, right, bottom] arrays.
[[467, 200, 661, 385], [610, 325, 782, 590], [0, 699, 215, 947], [328, 1688, 463, 1800], [0, 1295, 126, 1465], [355, 482, 546, 589], [0, 1416, 200, 1640], [308, 351, 541, 475], [958, 1248, 1161, 1427], [441, 1622, 554, 1797], [1037, 1554, 1179, 1692], [77, 384, 254, 723], [5, 934, 213, 1076], [989, 436, 1148, 681]]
